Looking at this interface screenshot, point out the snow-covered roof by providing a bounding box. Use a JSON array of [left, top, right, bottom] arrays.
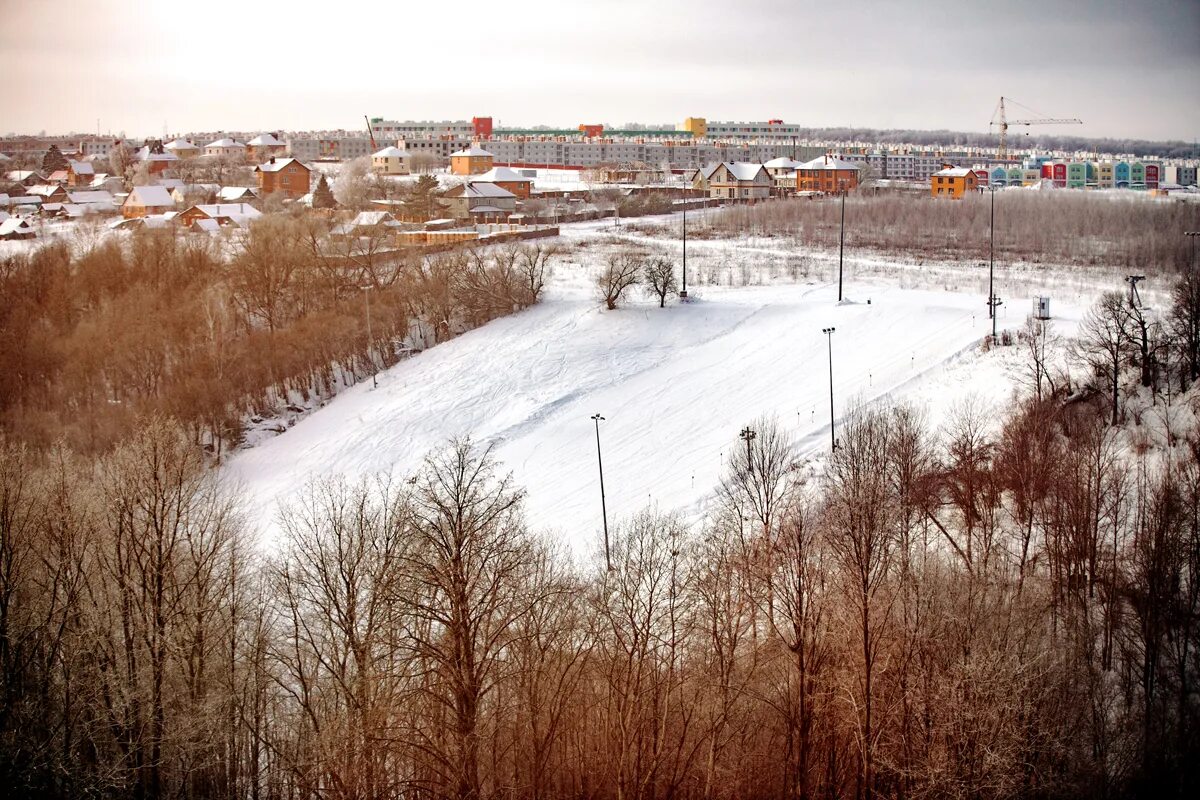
[[464, 183, 516, 199], [217, 186, 258, 201], [246, 133, 283, 147], [188, 203, 263, 219], [6, 170, 42, 182], [0, 217, 34, 236], [724, 162, 767, 181], [764, 156, 802, 169], [191, 218, 222, 232], [68, 160, 95, 175], [469, 205, 506, 214], [27, 184, 65, 197], [349, 211, 400, 227], [206, 138, 245, 149], [164, 138, 199, 151], [472, 166, 531, 183], [126, 185, 175, 207], [932, 167, 973, 178], [66, 190, 115, 205], [373, 146, 409, 158], [799, 156, 860, 171], [450, 146, 493, 158], [256, 157, 307, 173]]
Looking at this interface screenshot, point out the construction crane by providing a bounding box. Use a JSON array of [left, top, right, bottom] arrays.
[[990, 97, 1082, 162], [364, 115, 378, 151]]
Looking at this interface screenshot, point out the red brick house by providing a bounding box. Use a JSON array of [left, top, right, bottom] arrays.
[[255, 157, 312, 199]]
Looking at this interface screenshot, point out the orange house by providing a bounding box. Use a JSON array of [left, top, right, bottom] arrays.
[[449, 145, 494, 175], [795, 155, 860, 194], [930, 167, 978, 199], [255, 157, 312, 199]]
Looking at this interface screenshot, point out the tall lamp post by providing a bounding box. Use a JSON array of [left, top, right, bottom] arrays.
[[837, 182, 846, 302], [680, 197, 689, 299], [591, 413, 611, 571], [987, 186, 1001, 340], [1187, 231, 1199, 271], [822, 327, 837, 450]]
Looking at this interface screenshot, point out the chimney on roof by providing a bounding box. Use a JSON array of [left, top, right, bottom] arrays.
[[270, 156, 276, 164]]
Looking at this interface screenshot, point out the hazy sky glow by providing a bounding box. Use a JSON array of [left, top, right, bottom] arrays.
[[1, 0, 1197, 141]]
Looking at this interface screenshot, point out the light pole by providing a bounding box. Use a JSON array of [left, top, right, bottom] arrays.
[[591, 413, 611, 571], [362, 284, 377, 389], [987, 186, 1001, 341], [680, 197, 689, 299], [739, 426, 756, 472], [822, 327, 837, 450], [1187, 231, 1199, 271], [837, 183, 846, 302]]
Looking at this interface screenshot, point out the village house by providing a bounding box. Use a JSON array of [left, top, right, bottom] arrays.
[[205, 138, 247, 159], [440, 182, 517, 221], [217, 186, 259, 203], [26, 184, 69, 203], [134, 146, 180, 175], [246, 133, 288, 161], [763, 156, 803, 195], [254, 157, 311, 199], [469, 166, 533, 199], [449, 145, 495, 176], [694, 162, 772, 200], [795, 155, 861, 194], [66, 160, 95, 186], [65, 190, 117, 213], [164, 138, 202, 158], [0, 217, 36, 240], [372, 146, 411, 175], [177, 202, 262, 228], [931, 167, 978, 199], [122, 185, 176, 218]]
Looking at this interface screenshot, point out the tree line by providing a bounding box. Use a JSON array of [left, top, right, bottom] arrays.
[[3, 271, 1200, 798], [0, 220, 557, 455], [703, 191, 1199, 272]]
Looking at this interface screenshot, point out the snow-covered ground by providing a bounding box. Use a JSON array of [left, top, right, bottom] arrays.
[[225, 218, 1125, 554]]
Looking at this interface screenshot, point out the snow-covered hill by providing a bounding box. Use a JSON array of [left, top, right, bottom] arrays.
[[227, 225, 1092, 553]]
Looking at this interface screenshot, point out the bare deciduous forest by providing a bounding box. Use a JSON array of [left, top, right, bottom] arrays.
[[2, 196, 1200, 799], [0, 220, 557, 454]]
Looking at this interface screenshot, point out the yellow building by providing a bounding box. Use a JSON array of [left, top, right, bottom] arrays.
[[449, 145, 494, 176], [680, 117, 707, 138], [931, 167, 978, 199]]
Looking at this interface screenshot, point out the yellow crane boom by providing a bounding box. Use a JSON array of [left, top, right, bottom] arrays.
[[990, 96, 1082, 162]]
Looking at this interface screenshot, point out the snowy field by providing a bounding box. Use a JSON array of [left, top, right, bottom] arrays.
[[224, 216, 1137, 555]]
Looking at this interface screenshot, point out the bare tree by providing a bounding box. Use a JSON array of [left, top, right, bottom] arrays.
[[1073, 291, 1137, 426], [643, 256, 678, 308], [597, 251, 642, 310]]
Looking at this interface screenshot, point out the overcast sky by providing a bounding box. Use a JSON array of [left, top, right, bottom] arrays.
[[1, 0, 1197, 142]]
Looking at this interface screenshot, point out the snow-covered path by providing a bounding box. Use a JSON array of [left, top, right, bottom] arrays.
[[226, 237, 1088, 553]]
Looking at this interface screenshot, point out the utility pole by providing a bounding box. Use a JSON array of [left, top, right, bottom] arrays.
[[591, 413, 611, 571], [987, 186, 1002, 341], [739, 426, 756, 472], [1186, 231, 1199, 271], [837, 185, 846, 302], [680, 198, 688, 299], [363, 285, 377, 389], [823, 327, 837, 450]]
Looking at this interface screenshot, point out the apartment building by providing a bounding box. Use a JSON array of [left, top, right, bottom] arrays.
[[287, 136, 375, 161], [369, 119, 475, 140]]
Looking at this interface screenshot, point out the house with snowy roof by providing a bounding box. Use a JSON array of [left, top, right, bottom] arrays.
[[693, 162, 771, 200], [66, 160, 95, 186], [164, 138, 201, 158], [372, 146, 411, 175], [0, 217, 36, 240], [795, 155, 861, 194], [469, 166, 533, 199], [246, 133, 287, 160], [254, 157, 311, 199], [450, 145, 494, 176], [123, 185, 176, 218], [217, 186, 259, 203], [177, 202, 262, 228], [205, 138, 247, 158], [931, 166, 977, 199], [440, 182, 516, 220]]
